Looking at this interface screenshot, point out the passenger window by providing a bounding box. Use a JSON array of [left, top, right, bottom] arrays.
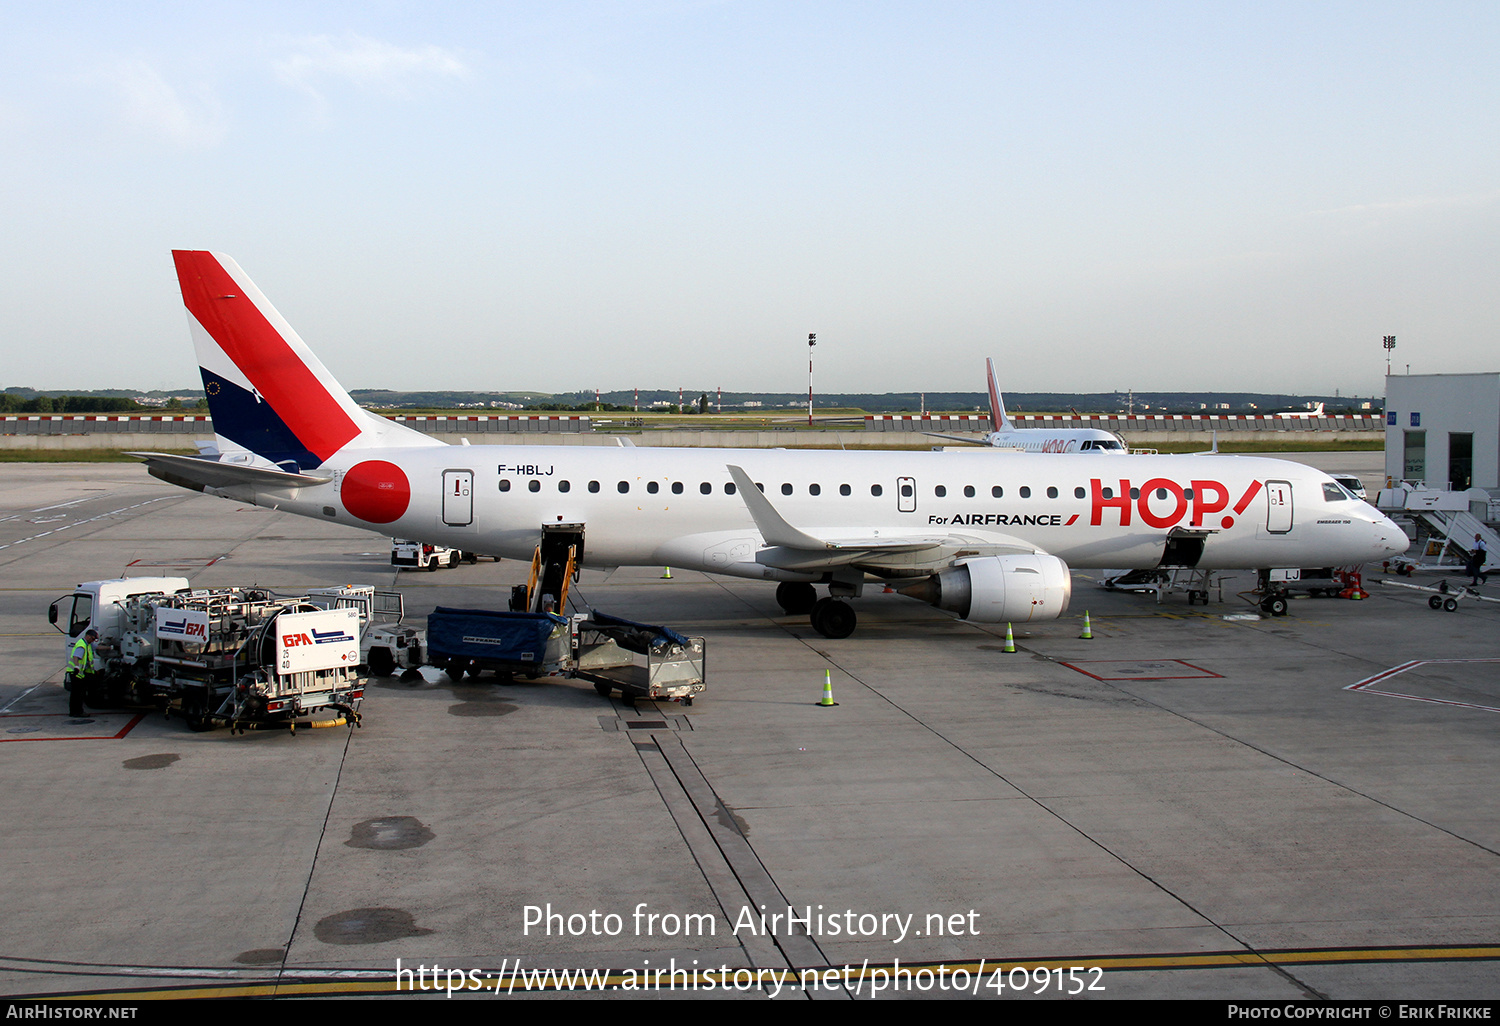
[[1020, 486, 1031, 498], [588, 481, 600, 493], [781, 483, 793, 495], [498, 479, 511, 492], [672, 482, 683, 494], [1183, 488, 1193, 500], [964, 486, 975, 498], [839, 484, 851, 496], [528, 480, 540, 492], [1129, 488, 1140, 500], [871, 484, 884, 497], [700, 482, 712, 495], [1046, 486, 1058, 499], [647, 481, 659, 494], [934, 485, 946, 498], [810, 484, 821, 496], [901, 484, 914, 498], [1102, 487, 1113, 499], [617, 481, 630, 493], [559, 480, 571, 492], [1155, 488, 1167, 500], [1074, 487, 1085, 499], [991, 486, 1003, 498], [725, 482, 737, 495]]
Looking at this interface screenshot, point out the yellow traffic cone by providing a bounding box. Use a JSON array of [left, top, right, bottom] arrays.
[[1080, 611, 1093, 640], [660, 566, 672, 579], [817, 670, 838, 707], [1003, 623, 1016, 653]]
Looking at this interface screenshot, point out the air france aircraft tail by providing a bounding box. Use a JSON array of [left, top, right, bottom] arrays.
[[986, 357, 1013, 433], [172, 250, 440, 474]]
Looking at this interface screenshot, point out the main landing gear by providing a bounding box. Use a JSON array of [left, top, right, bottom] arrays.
[[776, 582, 856, 639]]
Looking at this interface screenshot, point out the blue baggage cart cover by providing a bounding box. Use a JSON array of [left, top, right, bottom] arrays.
[[428, 607, 567, 664]]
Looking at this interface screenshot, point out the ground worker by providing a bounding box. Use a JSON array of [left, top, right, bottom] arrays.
[[66, 628, 99, 718]]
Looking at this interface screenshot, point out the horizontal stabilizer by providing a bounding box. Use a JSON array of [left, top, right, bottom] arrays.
[[129, 452, 331, 493]]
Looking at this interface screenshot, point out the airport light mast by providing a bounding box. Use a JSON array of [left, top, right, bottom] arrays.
[[1383, 335, 1396, 377], [807, 333, 816, 426]]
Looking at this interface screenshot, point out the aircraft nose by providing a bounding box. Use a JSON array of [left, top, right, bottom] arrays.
[[1373, 515, 1408, 560]]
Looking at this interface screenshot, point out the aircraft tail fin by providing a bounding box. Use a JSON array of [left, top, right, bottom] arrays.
[[172, 250, 440, 471], [986, 358, 1012, 432]]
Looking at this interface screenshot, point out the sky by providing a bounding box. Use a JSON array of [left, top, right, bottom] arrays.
[[1, 1, 1496, 397]]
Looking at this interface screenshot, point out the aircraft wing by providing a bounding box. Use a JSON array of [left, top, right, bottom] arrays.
[[129, 452, 332, 492], [726, 464, 1041, 572]]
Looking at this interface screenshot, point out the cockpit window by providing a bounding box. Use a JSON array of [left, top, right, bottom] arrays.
[[1322, 483, 1354, 502]]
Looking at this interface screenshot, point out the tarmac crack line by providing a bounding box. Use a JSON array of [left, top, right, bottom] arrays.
[[278, 720, 358, 996], [631, 729, 850, 998]]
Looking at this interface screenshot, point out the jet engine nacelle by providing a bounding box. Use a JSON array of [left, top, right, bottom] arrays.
[[898, 554, 1072, 623]]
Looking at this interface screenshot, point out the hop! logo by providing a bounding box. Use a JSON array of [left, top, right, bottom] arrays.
[[1089, 478, 1262, 530]]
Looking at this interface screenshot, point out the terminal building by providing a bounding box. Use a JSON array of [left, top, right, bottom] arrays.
[[1384, 373, 1500, 493]]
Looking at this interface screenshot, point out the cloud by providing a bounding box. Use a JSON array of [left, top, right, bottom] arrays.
[[97, 60, 226, 148], [274, 34, 470, 107]]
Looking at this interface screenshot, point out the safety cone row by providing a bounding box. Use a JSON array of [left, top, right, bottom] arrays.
[[1079, 611, 1093, 640], [817, 669, 839, 707]]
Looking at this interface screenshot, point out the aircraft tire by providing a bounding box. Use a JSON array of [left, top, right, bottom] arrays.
[[776, 582, 818, 615], [810, 598, 856, 639], [1268, 597, 1289, 617]]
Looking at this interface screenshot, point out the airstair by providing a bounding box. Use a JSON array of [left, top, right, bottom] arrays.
[[1377, 485, 1499, 575]]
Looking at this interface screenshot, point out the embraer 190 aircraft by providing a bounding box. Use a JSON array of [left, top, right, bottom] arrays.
[[927, 358, 1129, 453], [133, 252, 1406, 638]]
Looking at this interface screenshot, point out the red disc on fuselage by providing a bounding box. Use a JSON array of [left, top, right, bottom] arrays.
[[342, 461, 410, 523]]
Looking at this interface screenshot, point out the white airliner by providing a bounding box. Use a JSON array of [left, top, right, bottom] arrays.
[[133, 252, 1406, 639], [928, 359, 1129, 453], [1275, 402, 1326, 419]]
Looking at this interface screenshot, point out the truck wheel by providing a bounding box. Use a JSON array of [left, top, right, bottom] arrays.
[[368, 648, 396, 677], [184, 707, 215, 732]]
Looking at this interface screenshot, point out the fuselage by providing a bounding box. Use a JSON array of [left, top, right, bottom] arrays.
[[982, 428, 1128, 454], [219, 445, 1406, 579]]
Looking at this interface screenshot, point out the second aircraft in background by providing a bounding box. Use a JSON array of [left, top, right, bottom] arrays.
[[928, 358, 1130, 453]]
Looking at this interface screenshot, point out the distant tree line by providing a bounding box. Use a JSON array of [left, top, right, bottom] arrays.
[[0, 395, 206, 414]]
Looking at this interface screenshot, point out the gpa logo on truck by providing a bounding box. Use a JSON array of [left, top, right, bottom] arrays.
[[281, 628, 356, 647], [160, 618, 207, 640]]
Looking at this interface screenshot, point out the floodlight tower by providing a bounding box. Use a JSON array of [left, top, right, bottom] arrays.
[[807, 333, 817, 426], [1383, 335, 1396, 377]]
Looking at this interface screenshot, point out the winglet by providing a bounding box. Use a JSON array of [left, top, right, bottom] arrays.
[[726, 465, 829, 550]]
